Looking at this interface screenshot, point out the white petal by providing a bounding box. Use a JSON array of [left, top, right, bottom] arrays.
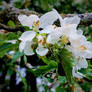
[[19, 31, 36, 41], [76, 57, 88, 69], [40, 25, 55, 34], [36, 47, 48, 56], [69, 34, 86, 47], [83, 50, 92, 58], [77, 29, 83, 35], [46, 29, 62, 44], [84, 42, 92, 58], [24, 41, 34, 56], [72, 67, 83, 78], [18, 15, 28, 26], [28, 15, 39, 27], [85, 42, 92, 51], [37, 35, 43, 41], [18, 15, 39, 29], [39, 10, 59, 28], [19, 41, 25, 52], [62, 16, 80, 27], [61, 24, 77, 37], [7, 40, 17, 44]]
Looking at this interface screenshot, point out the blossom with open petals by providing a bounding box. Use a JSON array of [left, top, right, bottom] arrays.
[[18, 10, 59, 29], [19, 31, 36, 55], [19, 31, 49, 56], [68, 33, 92, 78]]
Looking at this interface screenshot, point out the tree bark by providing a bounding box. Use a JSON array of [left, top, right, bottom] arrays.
[[0, 5, 92, 32]]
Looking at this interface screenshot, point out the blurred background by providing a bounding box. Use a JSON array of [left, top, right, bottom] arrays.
[[0, 0, 92, 13]]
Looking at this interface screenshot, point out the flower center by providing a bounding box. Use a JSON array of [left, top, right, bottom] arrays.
[[78, 56, 82, 61], [53, 25, 57, 29], [38, 37, 46, 46], [66, 24, 70, 27], [80, 45, 87, 51], [61, 35, 69, 44], [33, 20, 39, 27]]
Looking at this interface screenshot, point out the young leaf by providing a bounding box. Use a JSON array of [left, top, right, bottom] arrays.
[[12, 51, 24, 63], [56, 86, 66, 92], [34, 61, 58, 77], [60, 48, 75, 84], [24, 55, 27, 64], [58, 76, 66, 84], [0, 42, 18, 58], [8, 20, 16, 28]]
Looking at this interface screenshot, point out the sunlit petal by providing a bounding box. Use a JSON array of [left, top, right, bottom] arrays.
[[39, 10, 59, 28], [24, 41, 34, 56], [19, 31, 36, 41], [18, 15, 39, 29], [36, 47, 48, 56]]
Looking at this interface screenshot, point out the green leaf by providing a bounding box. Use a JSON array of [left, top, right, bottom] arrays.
[[7, 68, 14, 76], [79, 66, 92, 80], [12, 51, 24, 63], [60, 48, 75, 84], [56, 86, 66, 92], [23, 55, 27, 64], [0, 42, 18, 58], [41, 56, 51, 64], [58, 76, 66, 84], [40, 0, 50, 11], [34, 61, 58, 76], [0, 31, 22, 40], [8, 20, 16, 28]]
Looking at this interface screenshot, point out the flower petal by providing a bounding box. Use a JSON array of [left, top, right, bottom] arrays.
[[39, 10, 59, 28], [36, 47, 48, 56], [61, 24, 77, 37], [76, 57, 88, 69], [72, 67, 83, 78], [18, 15, 39, 29], [19, 31, 36, 41], [40, 25, 55, 34], [24, 41, 34, 56], [19, 41, 25, 52], [62, 16, 80, 27], [46, 27, 62, 44]]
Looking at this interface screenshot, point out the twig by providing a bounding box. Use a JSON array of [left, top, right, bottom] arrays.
[[0, 23, 23, 32]]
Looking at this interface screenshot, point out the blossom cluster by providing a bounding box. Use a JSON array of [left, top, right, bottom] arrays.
[[18, 9, 92, 78]]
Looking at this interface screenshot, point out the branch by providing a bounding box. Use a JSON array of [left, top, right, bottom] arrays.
[[64, 13, 92, 26], [0, 5, 92, 32], [0, 23, 23, 32]]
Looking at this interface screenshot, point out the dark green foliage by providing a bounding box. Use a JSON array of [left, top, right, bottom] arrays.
[[60, 48, 75, 84], [34, 60, 58, 76]]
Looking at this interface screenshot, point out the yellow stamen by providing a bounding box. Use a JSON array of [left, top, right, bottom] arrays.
[[80, 45, 87, 51], [33, 20, 39, 27], [66, 24, 70, 27], [38, 37, 46, 46], [53, 25, 57, 29], [78, 56, 81, 61], [61, 35, 69, 44], [42, 37, 46, 46]]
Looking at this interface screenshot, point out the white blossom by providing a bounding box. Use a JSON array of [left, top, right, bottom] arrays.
[[19, 31, 48, 56], [18, 10, 59, 29], [19, 31, 36, 55], [68, 33, 92, 78], [18, 9, 92, 79]]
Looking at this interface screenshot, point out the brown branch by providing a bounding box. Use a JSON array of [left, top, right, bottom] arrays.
[[63, 13, 92, 26], [0, 23, 23, 32], [0, 5, 92, 32]]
